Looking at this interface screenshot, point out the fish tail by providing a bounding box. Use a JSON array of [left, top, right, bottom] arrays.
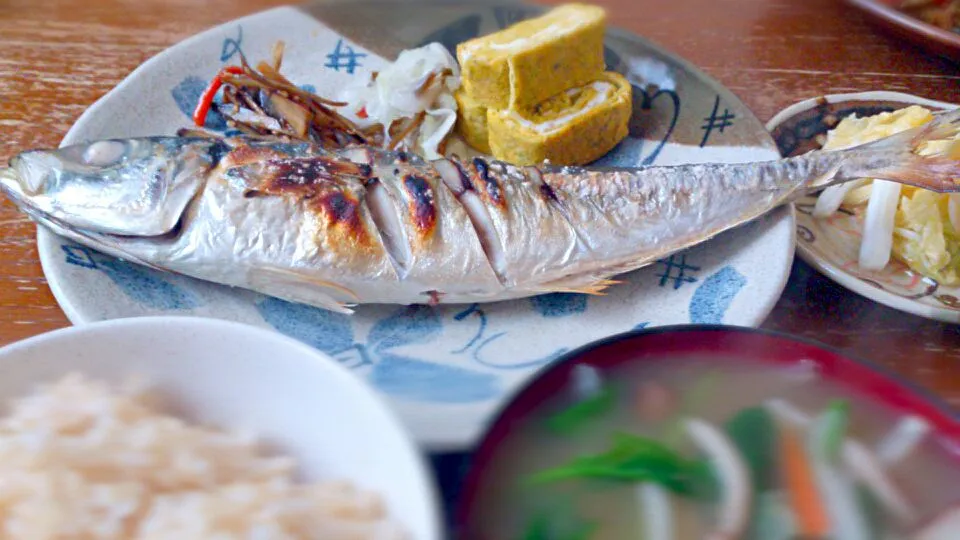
[[830, 108, 960, 193]]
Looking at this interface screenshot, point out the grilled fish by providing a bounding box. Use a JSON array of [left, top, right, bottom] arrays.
[[3, 112, 960, 313]]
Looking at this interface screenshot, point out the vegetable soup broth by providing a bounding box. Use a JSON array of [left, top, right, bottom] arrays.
[[469, 356, 960, 539]]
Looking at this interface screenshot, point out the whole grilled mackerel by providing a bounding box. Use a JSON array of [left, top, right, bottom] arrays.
[[3, 111, 960, 313]]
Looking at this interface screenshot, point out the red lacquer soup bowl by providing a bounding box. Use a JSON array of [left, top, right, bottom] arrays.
[[454, 324, 960, 538]]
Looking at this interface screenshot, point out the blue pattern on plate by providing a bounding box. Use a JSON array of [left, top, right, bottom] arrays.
[[257, 299, 501, 403], [220, 26, 244, 62], [370, 353, 499, 403], [62, 244, 201, 310], [689, 265, 746, 324], [171, 76, 227, 130], [529, 293, 588, 317], [255, 296, 354, 355], [368, 305, 441, 352], [470, 331, 567, 370], [656, 253, 701, 290]]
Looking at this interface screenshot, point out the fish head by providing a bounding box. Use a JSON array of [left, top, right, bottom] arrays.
[[1, 137, 225, 237]]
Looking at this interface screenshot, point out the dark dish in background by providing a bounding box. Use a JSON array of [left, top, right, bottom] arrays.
[[845, 0, 960, 61], [455, 326, 960, 539]]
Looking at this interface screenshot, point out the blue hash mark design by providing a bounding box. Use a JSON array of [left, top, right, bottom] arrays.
[[689, 265, 747, 324], [633, 322, 651, 330], [369, 352, 499, 403], [700, 95, 735, 147], [656, 254, 700, 290], [299, 84, 316, 95], [171, 76, 227, 130], [529, 293, 588, 318], [325, 39, 367, 74], [220, 26, 244, 62], [62, 244, 201, 310]]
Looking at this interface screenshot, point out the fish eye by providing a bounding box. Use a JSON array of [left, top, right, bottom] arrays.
[[81, 140, 127, 167]]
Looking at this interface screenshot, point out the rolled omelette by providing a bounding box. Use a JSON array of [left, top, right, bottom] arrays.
[[486, 71, 632, 166], [454, 89, 491, 154], [456, 3, 607, 110]]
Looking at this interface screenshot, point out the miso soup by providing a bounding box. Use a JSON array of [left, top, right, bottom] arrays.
[[465, 355, 960, 539]]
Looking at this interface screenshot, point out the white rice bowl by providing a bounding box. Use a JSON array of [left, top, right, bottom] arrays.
[[0, 317, 441, 540]]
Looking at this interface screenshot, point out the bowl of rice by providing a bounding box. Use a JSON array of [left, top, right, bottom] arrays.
[[0, 316, 442, 539]]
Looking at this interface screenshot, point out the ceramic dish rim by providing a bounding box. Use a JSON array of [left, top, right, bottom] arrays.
[[36, 3, 797, 325], [766, 90, 960, 324], [843, 0, 960, 54]]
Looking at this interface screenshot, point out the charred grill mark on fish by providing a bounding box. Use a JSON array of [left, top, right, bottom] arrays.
[[471, 157, 505, 208], [312, 190, 369, 241], [222, 144, 288, 168], [402, 174, 437, 238], [245, 156, 380, 249], [455, 160, 476, 193]]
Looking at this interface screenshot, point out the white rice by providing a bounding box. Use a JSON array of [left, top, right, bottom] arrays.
[[0, 374, 406, 539]]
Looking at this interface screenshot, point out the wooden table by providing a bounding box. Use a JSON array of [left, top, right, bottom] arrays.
[[3, 0, 960, 525]]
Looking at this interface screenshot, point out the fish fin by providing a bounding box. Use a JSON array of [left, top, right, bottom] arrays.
[[28, 213, 170, 273], [270, 295, 356, 315], [247, 266, 358, 314], [832, 108, 960, 193], [535, 277, 621, 296]]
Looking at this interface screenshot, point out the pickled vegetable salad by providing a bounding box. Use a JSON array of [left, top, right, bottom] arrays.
[[814, 106, 960, 284], [523, 371, 942, 540]]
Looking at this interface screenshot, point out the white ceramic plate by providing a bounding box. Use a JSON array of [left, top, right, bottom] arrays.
[[767, 91, 960, 324], [36, 2, 794, 450], [0, 316, 441, 540]]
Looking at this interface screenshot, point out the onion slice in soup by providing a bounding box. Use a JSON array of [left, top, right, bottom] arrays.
[[765, 399, 917, 526], [637, 483, 673, 540], [684, 418, 751, 539], [876, 415, 932, 467], [844, 441, 917, 525]]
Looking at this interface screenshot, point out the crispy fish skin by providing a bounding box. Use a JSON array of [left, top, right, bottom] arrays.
[[3, 111, 960, 313]]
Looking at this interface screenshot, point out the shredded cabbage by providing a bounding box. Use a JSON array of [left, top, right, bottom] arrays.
[[813, 105, 960, 284], [893, 190, 960, 285]]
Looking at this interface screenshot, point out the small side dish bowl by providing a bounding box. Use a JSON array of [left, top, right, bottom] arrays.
[[455, 325, 960, 539], [0, 316, 442, 540], [767, 91, 960, 323]]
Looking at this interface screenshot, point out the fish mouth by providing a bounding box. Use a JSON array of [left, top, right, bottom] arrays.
[[0, 165, 35, 216], [0, 165, 168, 272]]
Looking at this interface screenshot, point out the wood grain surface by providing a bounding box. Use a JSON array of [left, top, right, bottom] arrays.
[[2, 0, 960, 409]]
